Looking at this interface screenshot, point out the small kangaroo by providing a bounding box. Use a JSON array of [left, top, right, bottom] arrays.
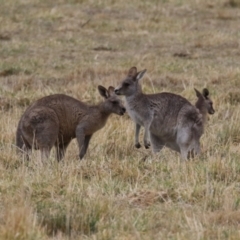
[[16, 85, 126, 161], [114, 67, 205, 159], [194, 88, 215, 125]]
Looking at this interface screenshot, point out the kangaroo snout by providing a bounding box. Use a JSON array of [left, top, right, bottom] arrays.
[[120, 107, 126, 115], [114, 88, 121, 95], [209, 109, 215, 115]]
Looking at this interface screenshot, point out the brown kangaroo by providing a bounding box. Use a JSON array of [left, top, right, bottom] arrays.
[[16, 85, 126, 161], [114, 67, 205, 160]]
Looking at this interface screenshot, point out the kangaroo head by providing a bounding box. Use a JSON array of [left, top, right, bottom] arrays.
[[114, 67, 147, 97], [194, 88, 215, 115], [98, 85, 126, 115]]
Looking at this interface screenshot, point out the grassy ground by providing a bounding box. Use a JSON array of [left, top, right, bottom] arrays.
[[1, 0, 240, 239]]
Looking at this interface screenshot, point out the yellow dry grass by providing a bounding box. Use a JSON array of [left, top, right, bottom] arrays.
[[1, 0, 240, 239]]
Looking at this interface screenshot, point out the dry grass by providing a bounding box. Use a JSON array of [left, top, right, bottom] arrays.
[[1, 0, 240, 239]]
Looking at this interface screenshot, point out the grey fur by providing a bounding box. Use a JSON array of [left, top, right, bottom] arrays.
[[16, 85, 125, 161], [115, 66, 204, 159]]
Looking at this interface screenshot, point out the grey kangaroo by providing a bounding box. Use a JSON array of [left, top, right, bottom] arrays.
[[194, 88, 215, 125], [129, 87, 215, 153], [16, 85, 126, 161], [115, 67, 206, 159]]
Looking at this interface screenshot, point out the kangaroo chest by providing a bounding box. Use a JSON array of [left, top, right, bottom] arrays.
[[125, 103, 146, 126], [86, 118, 106, 133]]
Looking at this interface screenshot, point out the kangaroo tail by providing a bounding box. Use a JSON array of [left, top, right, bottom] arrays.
[[16, 124, 25, 152], [16, 129, 23, 148]]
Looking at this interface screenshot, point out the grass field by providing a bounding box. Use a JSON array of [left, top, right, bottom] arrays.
[[1, 0, 240, 239]]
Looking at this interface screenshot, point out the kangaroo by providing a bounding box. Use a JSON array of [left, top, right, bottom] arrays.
[[114, 66, 204, 159], [194, 88, 215, 125], [16, 85, 126, 161], [127, 87, 215, 152]]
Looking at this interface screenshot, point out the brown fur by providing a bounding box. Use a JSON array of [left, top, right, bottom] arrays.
[[16, 86, 125, 161]]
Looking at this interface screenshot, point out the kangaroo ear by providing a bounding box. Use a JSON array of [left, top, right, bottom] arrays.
[[202, 88, 209, 98], [136, 69, 147, 81], [194, 88, 202, 98], [98, 85, 109, 99], [128, 67, 137, 77], [108, 86, 115, 96]]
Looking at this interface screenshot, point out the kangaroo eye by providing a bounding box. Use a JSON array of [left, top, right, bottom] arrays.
[[112, 101, 118, 104], [124, 83, 130, 87]]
